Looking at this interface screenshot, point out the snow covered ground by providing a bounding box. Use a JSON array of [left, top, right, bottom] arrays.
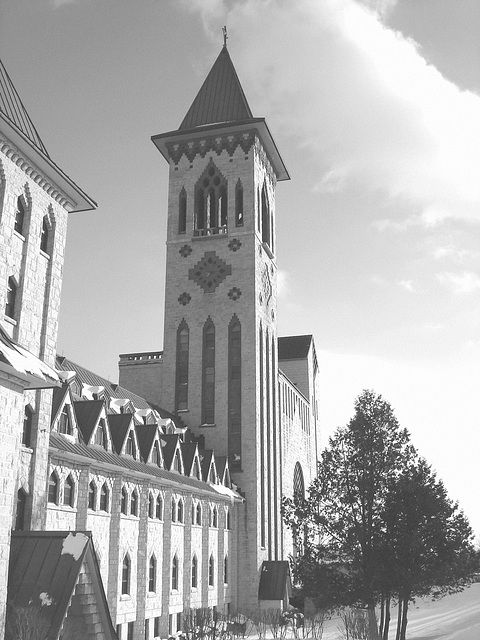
[[320, 583, 480, 640]]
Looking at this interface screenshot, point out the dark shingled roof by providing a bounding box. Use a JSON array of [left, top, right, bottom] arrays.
[[179, 46, 253, 130], [108, 413, 135, 455], [258, 561, 291, 601], [278, 335, 313, 361], [0, 58, 49, 156], [7, 531, 116, 640], [135, 424, 159, 462]]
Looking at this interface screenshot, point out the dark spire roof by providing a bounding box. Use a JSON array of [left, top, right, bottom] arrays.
[[0, 58, 49, 156], [179, 46, 253, 130]]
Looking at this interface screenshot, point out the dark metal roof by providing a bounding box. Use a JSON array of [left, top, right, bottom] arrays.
[[258, 561, 291, 601], [278, 335, 313, 361], [49, 432, 220, 495], [107, 413, 134, 454], [0, 58, 49, 156], [73, 399, 104, 444], [135, 423, 158, 462], [179, 46, 253, 130], [7, 531, 116, 640]]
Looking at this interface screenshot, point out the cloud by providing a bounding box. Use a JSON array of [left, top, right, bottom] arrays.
[[398, 280, 414, 292], [437, 271, 480, 294], [183, 0, 480, 225], [277, 269, 290, 298]]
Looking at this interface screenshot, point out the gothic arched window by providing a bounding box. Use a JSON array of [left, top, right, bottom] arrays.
[[63, 475, 74, 507], [5, 277, 17, 319], [40, 216, 49, 254], [48, 472, 59, 504], [149, 554, 157, 592], [191, 555, 198, 588], [15, 489, 27, 531], [100, 483, 109, 512], [175, 321, 189, 411], [88, 481, 96, 510], [202, 319, 215, 425], [130, 489, 138, 516], [235, 179, 243, 226], [261, 182, 271, 247], [171, 554, 179, 590], [293, 462, 305, 501], [208, 555, 215, 587], [179, 188, 187, 234], [228, 316, 242, 469], [194, 161, 228, 236], [22, 406, 33, 447], [14, 196, 25, 235], [156, 494, 163, 520], [122, 554, 131, 595]]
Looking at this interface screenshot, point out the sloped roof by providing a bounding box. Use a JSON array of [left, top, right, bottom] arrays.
[[50, 432, 226, 497], [160, 434, 182, 470], [108, 413, 134, 454], [181, 441, 199, 477], [7, 531, 116, 640], [0, 58, 49, 156], [0, 326, 59, 389], [73, 400, 104, 444], [50, 384, 69, 425], [278, 335, 313, 361], [56, 355, 183, 428], [179, 46, 253, 130], [258, 560, 291, 601], [135, 424, 159, 462]]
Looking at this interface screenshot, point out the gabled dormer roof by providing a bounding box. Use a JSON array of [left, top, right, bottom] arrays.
[[135, 424, 163, 465], [160, 434, 183, 472], [108, 413, 135, 454], [181, 442, 203, 479], [179, 46, 253, 130], [200, 450, 218, 484], [73, 400, 104, 444]]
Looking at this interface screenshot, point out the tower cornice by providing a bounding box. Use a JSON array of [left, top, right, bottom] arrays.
[[151, 118, 289, 181]]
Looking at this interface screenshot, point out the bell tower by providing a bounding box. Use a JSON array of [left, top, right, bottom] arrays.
[[152, 43, 289, 608]]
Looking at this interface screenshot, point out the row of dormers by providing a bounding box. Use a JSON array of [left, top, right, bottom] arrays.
[[50, 380, 232, 488]]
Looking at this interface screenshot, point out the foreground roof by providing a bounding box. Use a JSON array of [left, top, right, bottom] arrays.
[[0, 326, 59, 389]]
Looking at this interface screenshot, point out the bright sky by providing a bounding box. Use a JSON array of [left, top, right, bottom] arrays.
[[2, 0, 480, 536]]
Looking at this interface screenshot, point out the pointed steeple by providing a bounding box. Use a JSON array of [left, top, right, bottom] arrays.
[[0, 58, 49, 157], [179, 46, 253, 130]]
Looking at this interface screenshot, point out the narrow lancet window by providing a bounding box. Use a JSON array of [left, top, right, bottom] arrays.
[[179, 188, 187, 234], [194, 161, 228, 236], [176, 321, 189, 411], [202, 319, 215, 425], [235, 180, 243, 227], [261, 183, 270, 247], [228, 316, 241, 469]]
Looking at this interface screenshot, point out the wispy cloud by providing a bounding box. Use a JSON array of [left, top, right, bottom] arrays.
[[398, 280, 414, 292], [437, 271, 480, 294], [184, 0, 480, 226]]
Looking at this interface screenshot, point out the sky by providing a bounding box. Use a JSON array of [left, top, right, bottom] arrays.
[[1, 0, 480, 537]]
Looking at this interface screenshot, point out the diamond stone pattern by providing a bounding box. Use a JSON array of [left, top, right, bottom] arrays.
[[262, 266, 272, 305], [188, 251, 232, 293], [179, 244, 192, 258]]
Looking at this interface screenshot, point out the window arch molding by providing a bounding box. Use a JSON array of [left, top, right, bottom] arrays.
[[194, 160, 228, 236], [48, 471, 59, 504], [122, 553, 131, 595]]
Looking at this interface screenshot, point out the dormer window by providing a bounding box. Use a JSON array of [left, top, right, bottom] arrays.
[[58, 406, 72, 435], [14, 197, 25, 235], [125, 431, 136, 458], [173, 450, 181, 473], [151, 441, 161, 466], [95, 419, 107, 448]]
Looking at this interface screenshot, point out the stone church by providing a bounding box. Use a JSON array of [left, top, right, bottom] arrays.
[[0, 44, 319, 640]]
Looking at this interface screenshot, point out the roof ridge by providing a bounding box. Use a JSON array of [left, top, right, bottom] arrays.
[[0, 58, 49, 156]]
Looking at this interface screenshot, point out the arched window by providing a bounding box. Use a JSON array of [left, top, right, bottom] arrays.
[[48, 472, 59, 504], [63, 475, 74, 507], [196, 502, 202, 525], [151, 441, 161, 466], [122, 554, 131, 595], [121, 487, 128, 515], [202, 319, 215, 425], [148, 493, 155, 518], [173, 449, 182, 473], [293, 462, 305, 501], [211, 506, 218, 528], [193, 458, 201, 480], [99, 483, 109, 512], [224, 555, 228, 584], [15, 489, 27, 531], [208, 555, 215, 587], [235, 179, 243, 226], [171, 554, 179, 591], [149, 554, 157, 592], [171, 498, 177, 523], [14, 196, 25, 235], [178, 188, 187, 234], [22, 406, 33, 447], [177, 498, 184, 523], [58, 406, 72, 435], [175, 321, 189, 411], [95, 419, 107, 447], [40, 216, 49, 254], [88, 481, 96, 510], [130, 489, 138, 516], [191, 555, 198, 588], [228, 316, 242, 469], [261, 182, 271, 247], [194, 161, 228, 236], [225, 508, 231, 530], [156, 494, 163, 520], [125, 431, 136, 458], [5, 277, 17, 319]]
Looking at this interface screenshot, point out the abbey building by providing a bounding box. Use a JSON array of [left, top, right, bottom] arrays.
[[0, 45, 319, 640]]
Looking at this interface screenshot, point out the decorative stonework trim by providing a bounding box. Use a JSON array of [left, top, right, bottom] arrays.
[[228, 238, 241, 252], [166, 131, 257, 165], [228, 287, 242, 301], [178, 292, 191, 306], [179, 244, 192, 258], [0, 137, 72, 209]]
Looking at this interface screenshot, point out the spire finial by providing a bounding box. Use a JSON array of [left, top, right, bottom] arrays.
[[222, 25, 228, 47]]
